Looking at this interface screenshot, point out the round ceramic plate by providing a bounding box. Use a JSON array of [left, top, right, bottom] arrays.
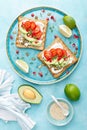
[[47, 98, 74, 126], [6, 7, 82, 85]]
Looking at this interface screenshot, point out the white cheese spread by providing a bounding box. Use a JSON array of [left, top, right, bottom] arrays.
[[49, 43, 63, 50], [51, 67, 63, 74]]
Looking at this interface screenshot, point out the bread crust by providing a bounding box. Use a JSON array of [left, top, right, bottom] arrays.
[[37, 37, 78, 78], [16, 16, 48, 50]]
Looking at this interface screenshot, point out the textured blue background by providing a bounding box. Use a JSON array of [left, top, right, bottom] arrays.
[[0, 0, 87, 130]]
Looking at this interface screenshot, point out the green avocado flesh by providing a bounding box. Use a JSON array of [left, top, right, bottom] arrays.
[[18, 85, 43, 104], [45, 58, 68, 68], [20, 26, 41, 47]]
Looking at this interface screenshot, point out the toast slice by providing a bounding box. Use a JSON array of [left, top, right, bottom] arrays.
[[37, 37, 78, 78], [16, 16, 48, 50]]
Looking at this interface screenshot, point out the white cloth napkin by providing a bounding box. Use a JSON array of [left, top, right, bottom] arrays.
[[0, 70, 35, 130]]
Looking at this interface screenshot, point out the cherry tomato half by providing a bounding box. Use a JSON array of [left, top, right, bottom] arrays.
[[34, 31, 42, 39], [44, 50, 52, 61], [56, 48, 63, 57], [33, 25, 40, 34], [30, 22, 36, 30], [22, 21, 31, 31], [50, 48, 57, 57], [62, 49, 67, 57]]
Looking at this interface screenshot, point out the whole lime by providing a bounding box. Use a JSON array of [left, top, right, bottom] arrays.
[[64, 84, 80, 101], [63, 15, 76, 29]]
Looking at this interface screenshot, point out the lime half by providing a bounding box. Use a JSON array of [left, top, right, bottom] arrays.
[[63, 16, 76, 29], [59, 24, 72, 38], [64, 84, 80, 101], [16, 59, 29, 73]]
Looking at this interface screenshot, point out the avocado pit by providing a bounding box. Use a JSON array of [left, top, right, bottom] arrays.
[[23, 88, 36, 99]]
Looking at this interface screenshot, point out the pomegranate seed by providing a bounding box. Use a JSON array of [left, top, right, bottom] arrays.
[[74, 34, 79, 39], [51, 16, 54, 19], [42, 9, 45, 13], [16, 50, 19, 54], [72, 43, 76, 47], [31, 13, 34, 17], [75, 47, 78, 50], [38, 72, 43, 77], [46, 18, 49, 21], [10, 35, 13, 40], [66, 71, 69, 74], [50, 16, 56, 22], [33, 72, 36, 75], [54, 35, 58, 39]]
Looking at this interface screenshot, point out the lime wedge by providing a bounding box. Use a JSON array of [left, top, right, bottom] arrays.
[[16, 59, 29, 73], [59, 24, 72, 38], [63, 15, 76, 29]]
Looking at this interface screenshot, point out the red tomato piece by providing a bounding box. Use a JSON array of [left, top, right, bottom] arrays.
[[33, 25, 40, 34], [30, 22, 36, 30], [44, 50, 52, 61], [34, 31, 42, 39], [56, 48, 63, 57], [57, 56, 62, 61], [22, 21, 31, 31], [62, 49, 67, 57], [50, 48, 57, 57]]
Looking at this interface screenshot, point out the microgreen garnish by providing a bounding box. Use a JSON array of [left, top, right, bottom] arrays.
[[25, 52, 29, 57], [47, 13, 51, 16], [31, 57, 36, 61]]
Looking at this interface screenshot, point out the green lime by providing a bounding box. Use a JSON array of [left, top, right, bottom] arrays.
[[63, 15, 76, 29], [64, 84, 80, 101]]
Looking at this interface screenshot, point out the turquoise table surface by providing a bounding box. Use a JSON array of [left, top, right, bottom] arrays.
[[0, 0, 87, 130]]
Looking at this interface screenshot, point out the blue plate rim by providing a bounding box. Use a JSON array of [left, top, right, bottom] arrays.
[[6, 6, 82, 85]]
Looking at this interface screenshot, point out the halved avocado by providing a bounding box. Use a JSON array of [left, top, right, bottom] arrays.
[[18, 84, 43, 104]]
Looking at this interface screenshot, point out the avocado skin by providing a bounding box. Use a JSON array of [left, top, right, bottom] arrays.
[[18, 84, 43, 104]]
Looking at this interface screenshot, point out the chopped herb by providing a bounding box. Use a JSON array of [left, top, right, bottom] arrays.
[[49, 27, 53, 32], [49, 26, 55, 32], [13, 31, 17, 34], [30, 62, 33, 64], [35, 16, 38, 19], [33, 36, 37, 39], [28, 30, 32, 35], [25, 52, 29, 57], [38, 64, 44, 69], [31, 57, 36, 61], [17, 57, 19, 59], [11, 42, 14, 45], [40, 13, 42, 17], [30, 41, 33, 43], [47, 13, 51, 16], [73, 51, 77, 55], [21, 57, 24, 60], [45, 72, 48, 76]]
